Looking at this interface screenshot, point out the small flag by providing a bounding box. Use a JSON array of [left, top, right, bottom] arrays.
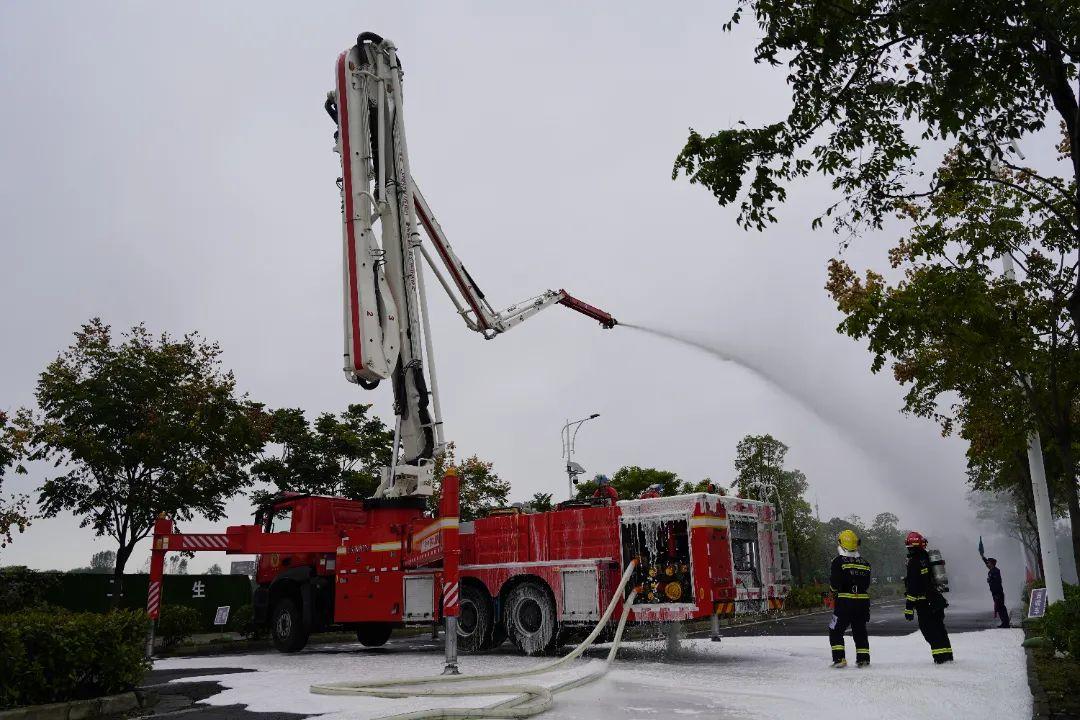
[[978, 536, 985, 557]]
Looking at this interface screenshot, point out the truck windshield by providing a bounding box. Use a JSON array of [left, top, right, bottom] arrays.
[[267, 507, 293, 533]]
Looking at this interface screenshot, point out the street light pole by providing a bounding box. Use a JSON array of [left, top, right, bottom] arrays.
[[1001, 253, 1065, 605], [561, 413, 600, 499]]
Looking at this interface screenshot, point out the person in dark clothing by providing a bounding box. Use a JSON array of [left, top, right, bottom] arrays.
[[828, 529, 872, 668], [984, 558, 1010, 628], [904, 531, 953, 663]]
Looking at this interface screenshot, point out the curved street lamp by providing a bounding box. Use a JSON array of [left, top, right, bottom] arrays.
[[561, 413, 600, 499]]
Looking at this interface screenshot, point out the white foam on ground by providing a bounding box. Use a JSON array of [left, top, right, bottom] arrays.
[[153, 629, 1029, 720]]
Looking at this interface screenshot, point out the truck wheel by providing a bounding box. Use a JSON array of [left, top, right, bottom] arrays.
[[271, 597, 309, 653], [457, 584, 493, 652], [356, 622, 394, 647], [504, 581, 556, 656]]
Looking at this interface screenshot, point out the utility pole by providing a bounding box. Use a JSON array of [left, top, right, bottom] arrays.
[[1001, 253, 1065, 605], [561, 414, 600, 499]]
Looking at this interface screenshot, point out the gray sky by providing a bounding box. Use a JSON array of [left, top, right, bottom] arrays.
[[1, 1, 987, 575]]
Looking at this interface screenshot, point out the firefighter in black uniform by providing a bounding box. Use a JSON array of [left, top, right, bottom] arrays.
[[904, 531, 953, 663], [828, 529, 871, 668]]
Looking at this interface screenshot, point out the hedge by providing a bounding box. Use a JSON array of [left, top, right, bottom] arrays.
[[0, 609, 149, 708], [785, 583, 829, 610], [1043, 583, 1080, 658]]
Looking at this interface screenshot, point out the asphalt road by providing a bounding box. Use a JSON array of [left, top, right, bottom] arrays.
[[137, 599, 1017, 718]]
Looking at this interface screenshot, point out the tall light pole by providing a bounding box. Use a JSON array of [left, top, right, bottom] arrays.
[[561, 413, 600, 499], [1001, 253, 1065, 605], [990, 142, 1064, 605]]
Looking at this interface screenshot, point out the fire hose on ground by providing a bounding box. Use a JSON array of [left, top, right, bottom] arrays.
[[310, 560, 640, 719]]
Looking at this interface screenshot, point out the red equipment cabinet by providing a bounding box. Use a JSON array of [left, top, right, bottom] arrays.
[[147, 485, 789, 656]]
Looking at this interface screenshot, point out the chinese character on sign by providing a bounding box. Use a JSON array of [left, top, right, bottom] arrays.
[[192, 580, 206, 598], [1028, 587, 1048, 618]]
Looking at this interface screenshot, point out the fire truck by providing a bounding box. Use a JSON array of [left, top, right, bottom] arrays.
[[146, 32, 790, 658], [149, 481, 789, 655]]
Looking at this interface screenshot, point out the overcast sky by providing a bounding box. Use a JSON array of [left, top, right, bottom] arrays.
[[2, 1, 1005, 578]]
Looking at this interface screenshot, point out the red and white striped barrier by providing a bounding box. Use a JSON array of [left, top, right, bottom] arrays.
[[443, 581, 459, 612], [147, 580, 161, 620], [179, 534, 229, 550]]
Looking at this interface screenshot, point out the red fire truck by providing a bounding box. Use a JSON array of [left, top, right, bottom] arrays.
[[145, 33, 789, 659], [147, 477, 790, 655]]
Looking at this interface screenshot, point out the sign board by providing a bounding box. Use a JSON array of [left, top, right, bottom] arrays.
[[230, 561, 256, 576], [1028, 587, 1048, 618], [213, 605, 231, 626]]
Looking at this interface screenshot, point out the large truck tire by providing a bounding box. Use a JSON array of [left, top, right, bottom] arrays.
[[503, 581, 556, 656], [271, 597, 309, 653], [356, 622, 394, 647], [457, 584, 494, 652]]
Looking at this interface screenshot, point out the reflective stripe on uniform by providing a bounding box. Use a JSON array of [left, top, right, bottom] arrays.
[[856, 648, 870, 655], [831, 645, 845, 651], [905, 594, 926, 602], [921, 568, 929, 574], [931, 648, 953, 655], [841, 563, 871, 571], [837, 593, 870, 599]]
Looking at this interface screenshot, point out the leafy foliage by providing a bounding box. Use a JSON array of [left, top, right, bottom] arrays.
[[69, 550, 117, 575], [0, 608, 149, 708], [22, 319, 268, 591], [673, 1, 1080, 291], [156, 604, 201, 648], [0, 411, 32, 550], [733, 434, 819, 584], [784, 583, 829, 610], [206, 563, 222, 575], [249, 404, 393, 505], [528, 492, 554, 512], [430, 443, 511, 521], [1043, 583, 1080, 657], [575, 466, 682, 500], [0, 566, 60, 612], [826, 155, 1080, 576]]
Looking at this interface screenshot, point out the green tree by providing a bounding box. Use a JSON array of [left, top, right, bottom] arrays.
[[22, 319, 267, 604], [528, 492, 554, 513], [206, 563, 223, 575], [733, 435, 820, 584], [862, 512, 907, 581], [250, 404, 393, 505], [826, 157, 1080, 575], [430, 443, 512, 522], [574, 466, 682, 501], [674, 1, 1080, 325], [733, 434, 789, 498], [678, 477, 728, 495], [0, 411, 32, 550]]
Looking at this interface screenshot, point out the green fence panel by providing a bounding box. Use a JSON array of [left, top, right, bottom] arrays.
[[43, 574, 252, 629]]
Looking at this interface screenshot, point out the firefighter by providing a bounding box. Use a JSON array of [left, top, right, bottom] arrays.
[[640, 483, 663, 499], [591, 475, 619, 504], [904, 531, 953, 663], [828, 529, 871, 668]]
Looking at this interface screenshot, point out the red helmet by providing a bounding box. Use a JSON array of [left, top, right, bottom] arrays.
[[906, 531, 927, 547]]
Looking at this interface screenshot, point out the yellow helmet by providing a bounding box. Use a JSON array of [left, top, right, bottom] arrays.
[[838, 529, 860, 552]]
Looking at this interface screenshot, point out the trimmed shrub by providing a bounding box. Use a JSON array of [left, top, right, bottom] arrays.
[[0, 609, 149, 708], [157, 604, 201, 648], [1043, 583, 1080, 657], [0, 566, 61, 612], [227, 603, 261, 638], [785, 583, 829, 610]]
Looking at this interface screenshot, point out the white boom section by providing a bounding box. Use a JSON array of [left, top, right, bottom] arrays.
[[331, 33, 615, 499]]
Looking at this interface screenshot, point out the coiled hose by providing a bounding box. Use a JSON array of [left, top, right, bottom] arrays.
[[310, 560, 640, 719]]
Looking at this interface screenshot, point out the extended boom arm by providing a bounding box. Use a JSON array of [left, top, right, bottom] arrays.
[[329, 33, 615, 499]]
